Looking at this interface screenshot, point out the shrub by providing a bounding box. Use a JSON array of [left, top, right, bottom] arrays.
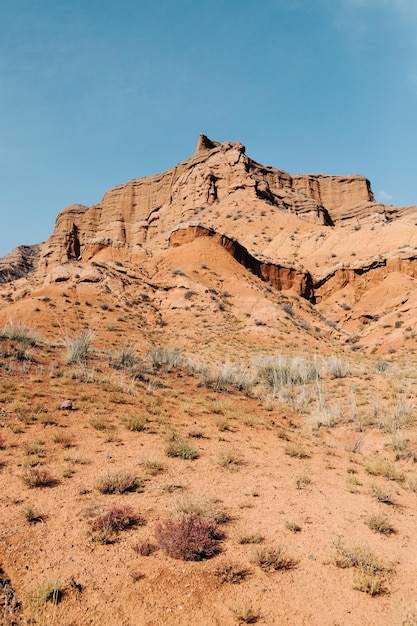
[[365, 457, 404, 482], [217, 447, 243, 469], [88, 416, 113, 431], [282, 303, 294, 316], [122, 415, 147, 431], [238, 533, 264, 545], [95, 470, 143, 494], [215, 417, 232, 432], [51, 431, 73, 448], [142, 458, 165, 475], [257, 355, 319, 390], [173, 495, 228, 524], [22, 505, 44, 524], [86, 504, 140, 542], [64, 330, 94, 365], [252, 545, 295, 571], [325, 356, 350, 379], [284, 442, 309, 459], [109, 345, 135, 369], [214, 560, 250, 584], [231, 604, 259, 624], [31, 581, 64, 606], [165, 432, 198, 460], [132, 540, 157, 556], [154, 513, 219, 560], [148, 346, 183, 370], [1, 322, 39, 346], [364, 513, 395, 535], [22, 467, 56, 488], [370, 483, 394, 504], [331, 538, 387, 595], [352, 569, 385, 596]]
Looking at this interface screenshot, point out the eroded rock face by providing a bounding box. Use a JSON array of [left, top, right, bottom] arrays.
[[34, 134, 404, 281], [0, 244, 41, 283], [3, 134, 417, 297], [169, 224, 314, 300]]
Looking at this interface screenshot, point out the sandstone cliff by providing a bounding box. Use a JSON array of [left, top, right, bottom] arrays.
[[0, 244, 40, 284], [34, 134, 407, 279]]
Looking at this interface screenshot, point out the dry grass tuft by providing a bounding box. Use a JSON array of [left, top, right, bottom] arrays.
[[95, 470, 143, 494], [231, 603, 259, 623], [331, 538, 388, 596], [22, 467, 56, 488], [252, 544, 296, 571], [173, 495, 229, 524], [214, 560, 250, 584], [364, 513, 396, 535]]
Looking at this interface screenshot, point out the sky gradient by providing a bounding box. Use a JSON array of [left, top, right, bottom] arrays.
[[1, 0, 417, 256]]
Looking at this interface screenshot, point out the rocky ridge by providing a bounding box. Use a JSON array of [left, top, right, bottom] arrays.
[[1, 135, 417, 353]]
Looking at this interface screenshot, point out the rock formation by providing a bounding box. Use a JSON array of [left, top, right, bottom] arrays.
[[0, 244, 40, 284], [30, 133, 410, 280]]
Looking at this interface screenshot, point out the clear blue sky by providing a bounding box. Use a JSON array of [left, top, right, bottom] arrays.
[[1, 0, 417, 256]]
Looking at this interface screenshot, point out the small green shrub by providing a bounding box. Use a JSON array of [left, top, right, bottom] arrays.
[[165, 432, 198, 460]]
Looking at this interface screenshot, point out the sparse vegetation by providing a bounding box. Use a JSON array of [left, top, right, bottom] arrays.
[[214, 560, 250, 584], [365, 457, 404, 482], [86, 504, 141, 542], [252, 544, 296, 571], [231, 604, 259, 623], [154, 513, 219, 560], [331, 538, 388, 595], [64, 330, 94, 365], [165, 431, 198, 460], [95, 470, 143, 494], [217, 447, 243, 469], [370, 483, 395, 504], [364, 513, 395, 535], [173, 495, 228, 524], [22, 467, 56, 488], [284, 442, 309, 458], [31, 580, 64, 606]]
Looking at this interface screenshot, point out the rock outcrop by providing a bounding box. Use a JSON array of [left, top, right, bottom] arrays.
[[34, 134, 410, 280], [170, 224, 314, 300], [0, 244, 41, 283]]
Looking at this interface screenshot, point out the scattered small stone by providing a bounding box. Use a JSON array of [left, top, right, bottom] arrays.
[[60, 400, 73, 410]]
